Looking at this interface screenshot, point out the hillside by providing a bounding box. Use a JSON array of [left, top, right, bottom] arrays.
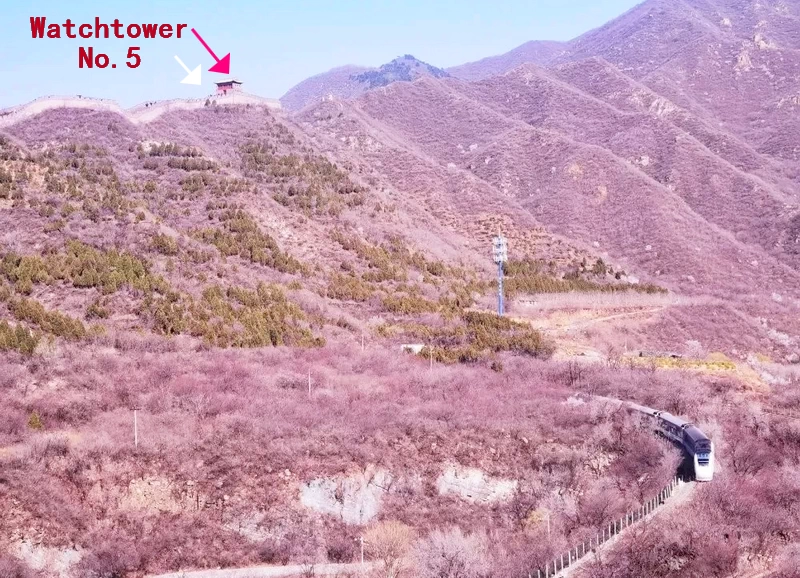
[[446, 40, 566, 80], [2, 0, 800, 576], [0, 102, 716, 578], [288, 0, 800, 362], [278, 66, 372, 112], [293, 75, 799, 359]]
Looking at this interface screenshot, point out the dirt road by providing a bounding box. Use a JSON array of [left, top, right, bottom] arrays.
[[150, 561, 373, 578]]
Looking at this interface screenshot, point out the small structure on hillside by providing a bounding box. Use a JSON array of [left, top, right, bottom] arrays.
[[215, 78, 243, 96], [401, 344, 425, 354]]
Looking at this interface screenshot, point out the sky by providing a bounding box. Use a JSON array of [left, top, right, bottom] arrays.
[[2, 0, 643, 108]]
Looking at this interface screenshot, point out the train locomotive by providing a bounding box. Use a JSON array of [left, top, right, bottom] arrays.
[[627, 402, 715, 481]]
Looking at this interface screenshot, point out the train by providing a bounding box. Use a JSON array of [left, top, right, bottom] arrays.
[[626, 402, 715, 481]]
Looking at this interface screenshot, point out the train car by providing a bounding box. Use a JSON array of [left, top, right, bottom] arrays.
[[625, 402, 714, 482], [654, 412, 689, 446]]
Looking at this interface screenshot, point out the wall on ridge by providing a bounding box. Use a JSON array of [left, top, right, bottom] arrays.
[[0, 96, 124, 128], [0, 92, 282, 129]]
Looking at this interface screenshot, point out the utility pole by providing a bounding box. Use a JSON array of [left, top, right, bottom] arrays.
[[493, 234, 508, 316], [355, 536, 365, 573], [133, 407, 141, 448]]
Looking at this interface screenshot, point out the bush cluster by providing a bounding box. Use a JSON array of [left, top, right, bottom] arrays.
[[331, 231, 455, 286], [137, 142, 203, 158], [503, 258, 666, 297], [151, 234, 179, 256], [143, 282, 324, 348], [0, 319, 40, 355], [166, 157, 218, 172], [184, 177, 251, 198], [195, 208, 305, 274], [0, 283, 86, 342], [8, 297, 87, 340], [387, 309, 554, 364], [240, 142, 366, 216], [382, 291, 439, 315], [331, 231, 407, 282], [0, 240, 169, 296], [325, 273, 375, 302]]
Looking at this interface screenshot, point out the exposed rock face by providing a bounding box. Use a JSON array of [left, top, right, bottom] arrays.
[[436, 464, 518, 504], [300, 464, 518, 523], [12, 539, 82, 577], [300, 466, 393, 525]]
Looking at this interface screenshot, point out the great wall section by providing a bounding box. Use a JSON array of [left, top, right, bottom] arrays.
[[0, 91, 282, 128]]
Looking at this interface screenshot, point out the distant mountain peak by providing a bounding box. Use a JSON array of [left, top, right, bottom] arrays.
[[281, 55, 450, 110], [350, 55, 450, 89]]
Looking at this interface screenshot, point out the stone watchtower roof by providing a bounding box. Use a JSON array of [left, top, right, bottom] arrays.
[[214, 78, 243, 85]]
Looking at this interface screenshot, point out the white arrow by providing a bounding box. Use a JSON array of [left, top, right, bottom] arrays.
[[174, 55, 201, 85]]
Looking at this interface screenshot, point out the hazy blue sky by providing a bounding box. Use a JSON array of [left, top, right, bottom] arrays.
[[3, 0, 642, 108]]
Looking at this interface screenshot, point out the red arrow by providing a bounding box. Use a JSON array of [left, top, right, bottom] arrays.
[[191, 28, 230, 74]]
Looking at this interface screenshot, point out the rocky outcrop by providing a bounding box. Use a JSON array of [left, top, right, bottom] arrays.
[[300, 466, 393, 525], [436, 464, 518, 504]]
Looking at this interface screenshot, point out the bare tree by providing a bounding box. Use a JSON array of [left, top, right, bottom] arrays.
[[412, 527, 493, 578], [364, 520, 416, 578]]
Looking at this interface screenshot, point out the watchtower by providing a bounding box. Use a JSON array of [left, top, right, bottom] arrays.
[[215, 78, 243, 96]]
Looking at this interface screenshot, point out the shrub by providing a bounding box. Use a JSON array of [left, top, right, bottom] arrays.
[[412, 527, 493, 578], [326, 273, 374, 302], [365, 521, 416, 578], [240, 142, 365, 216], [0, 320, 40, 355], [257, 538, 292, 565], [10, 297, 87, 340], [166, 157, 218, 171], [75, 541, 142, 578], [151, 234, 179, 256], [86, 298, 110, 320], [0, 240, 169, 295], [28, 410, 44, 430], [196, 209, 305, 274], [331, 231, 407, 282], [142, 282, 324, 348], [502, 258, 666, 297], [381, 292, 439, 315], [326, 535, 356, 563]]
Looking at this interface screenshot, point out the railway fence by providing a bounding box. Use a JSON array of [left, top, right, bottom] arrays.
[[536, 475, 682, 578]]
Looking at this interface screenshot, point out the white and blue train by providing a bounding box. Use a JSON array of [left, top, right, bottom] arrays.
[[627, 402, 715, 481]]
